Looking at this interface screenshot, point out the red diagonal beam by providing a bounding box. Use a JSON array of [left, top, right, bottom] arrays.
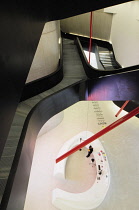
[[115, 100, 130, 117], [56, 106, 139, 163]]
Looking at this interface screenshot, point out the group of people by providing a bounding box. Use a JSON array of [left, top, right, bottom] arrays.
[[79, 138, 103, 175]]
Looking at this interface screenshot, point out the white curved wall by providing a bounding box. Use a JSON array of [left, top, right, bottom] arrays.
[[38, 111, 64, 138], [26, 20, 61, 83], [109, 1, 139, 67]]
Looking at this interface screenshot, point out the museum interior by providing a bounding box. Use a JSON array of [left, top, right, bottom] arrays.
[[0, 0, 139, 209]]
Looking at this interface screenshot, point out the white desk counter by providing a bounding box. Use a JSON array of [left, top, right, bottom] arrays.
[[52, 131, 110, 210]]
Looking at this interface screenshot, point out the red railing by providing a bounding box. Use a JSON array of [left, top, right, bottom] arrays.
[[56, 106, 139, 163], [115, 100, 130, 117]]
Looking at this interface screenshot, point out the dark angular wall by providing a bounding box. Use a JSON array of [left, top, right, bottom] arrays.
[[0, 0, 131, 158], [0, 3, 45, 158]]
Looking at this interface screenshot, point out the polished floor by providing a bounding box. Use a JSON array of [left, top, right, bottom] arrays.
[[24, 101, 139, 210]]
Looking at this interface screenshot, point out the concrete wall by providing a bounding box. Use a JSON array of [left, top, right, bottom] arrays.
[[26, 21, 61, 83], [60, 9, 113, 41], [108, 1, 139, 67]]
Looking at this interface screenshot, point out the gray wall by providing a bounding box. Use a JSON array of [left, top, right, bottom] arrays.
[[60, 9, 113, 41], [26, 21, 61, 83]]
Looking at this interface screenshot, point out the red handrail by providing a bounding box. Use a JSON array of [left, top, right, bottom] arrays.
[[115, 100, 130, 117]]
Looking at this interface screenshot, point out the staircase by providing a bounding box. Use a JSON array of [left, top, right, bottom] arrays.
[[98, 47, 121, 70]]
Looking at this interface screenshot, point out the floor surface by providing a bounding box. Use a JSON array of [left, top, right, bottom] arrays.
[[24, 101, 139, 210]]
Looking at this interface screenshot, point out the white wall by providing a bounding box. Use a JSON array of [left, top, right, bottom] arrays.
[[26, 21, 61, 83], [38, 111, 64, 138], [109, 1, 139, 67], [60, 10, 113, 41]]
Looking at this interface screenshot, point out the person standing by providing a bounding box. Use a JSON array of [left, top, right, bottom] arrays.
[[86, 145, 93, 157]]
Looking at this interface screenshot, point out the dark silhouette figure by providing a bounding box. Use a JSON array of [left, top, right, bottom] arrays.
[[86, 145, 93, 157], [79, 138, 83, 151]]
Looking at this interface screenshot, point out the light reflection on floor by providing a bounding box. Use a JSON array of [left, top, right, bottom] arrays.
[[84, 50, 98, 68]]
